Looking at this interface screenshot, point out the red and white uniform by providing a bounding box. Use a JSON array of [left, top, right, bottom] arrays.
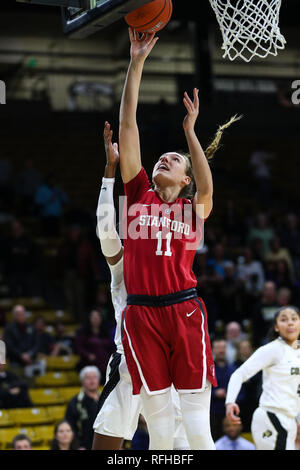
[[121, 167, 217, 395]]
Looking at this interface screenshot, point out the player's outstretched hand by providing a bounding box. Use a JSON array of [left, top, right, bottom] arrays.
[[129, 27, 159, 63], [183, 88, 199, 133], [226, 403, 241, 425], [104, 121, 119, 168]]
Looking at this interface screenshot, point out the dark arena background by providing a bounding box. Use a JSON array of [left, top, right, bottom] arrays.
[[0, 0, 300, 453]]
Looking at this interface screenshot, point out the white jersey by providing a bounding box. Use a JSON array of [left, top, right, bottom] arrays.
[[109, 256, 127, 354], [226, 337, 300, 419]]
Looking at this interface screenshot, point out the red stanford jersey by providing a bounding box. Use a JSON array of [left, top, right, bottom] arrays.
[[123, 167, 204, 296]]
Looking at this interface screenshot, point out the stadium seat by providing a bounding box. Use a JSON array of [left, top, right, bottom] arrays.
[[35, 371, 80, 387], [34, 425, 55, 446], [29, 388, 65, 406], [46, 405, 66, 422], [38, 310, 73, 325], [9, 407, 54, 426], [241, 432, 255, 443], [45, 355, 80, 371], [58, 387, 81, 402], [0, 409, 15, 427], [0, 426, 41, 450]]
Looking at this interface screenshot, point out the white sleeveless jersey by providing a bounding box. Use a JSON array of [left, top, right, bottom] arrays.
[[109, 256, 127, 354], [226, 337, 300, 419]]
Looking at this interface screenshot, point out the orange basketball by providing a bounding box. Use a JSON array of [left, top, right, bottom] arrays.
[[125, 0, 173, 33]]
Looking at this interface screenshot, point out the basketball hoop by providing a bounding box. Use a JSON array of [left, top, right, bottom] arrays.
[[209, 0, 286, 62]]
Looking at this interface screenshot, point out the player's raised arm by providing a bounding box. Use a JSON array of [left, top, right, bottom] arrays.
[[96, 121, 123, 266], [182, 88, 213, 220], [119, 28, 159, 184], [183, 90, 242, 219]]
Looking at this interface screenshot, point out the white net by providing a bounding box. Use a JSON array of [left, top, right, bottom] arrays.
[[209, 0, 286, 62]]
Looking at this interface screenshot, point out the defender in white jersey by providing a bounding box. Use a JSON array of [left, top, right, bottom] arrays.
[[92, 122, 189, 450], [226, 306, 300, 450]]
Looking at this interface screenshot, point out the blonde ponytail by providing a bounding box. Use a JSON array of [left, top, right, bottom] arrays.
[[205, 114, 242, 161]]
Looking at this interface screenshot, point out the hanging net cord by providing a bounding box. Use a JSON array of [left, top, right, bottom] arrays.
[[209, 0, 286, 62]]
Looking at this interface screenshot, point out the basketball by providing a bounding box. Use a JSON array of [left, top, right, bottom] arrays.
[[125, 0, 173, 33]]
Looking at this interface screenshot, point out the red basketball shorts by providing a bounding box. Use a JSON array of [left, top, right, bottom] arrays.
[[121, 297, 217, 395]]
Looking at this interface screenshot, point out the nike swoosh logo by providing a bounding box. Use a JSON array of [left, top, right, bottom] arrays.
[[186, 308, 197, 317], [102, 187, 107, 191]]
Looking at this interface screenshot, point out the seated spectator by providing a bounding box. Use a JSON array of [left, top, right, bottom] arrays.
[[210, 339, 239, 441], [215, 417, 256, 450], [65, 366, 101, 450], [51, 321, 74, 356], [4, 304, 39, 368], [12, 434, 33, 450], [74, 309, 114, 381], [225, 322, 248, 365], [58, 224, 100, 323], [233, 340, 261, 432], [218, 261, 245, 322], [274, 260, 294, 290], [278, 213, 300, 268], [264, 236, 294, 281], [207, 243, 230, 280], [34, 316, 55, 357], [277, 286, 292, 307], [247, 213, 275, 256], [14, 158, 42, 216], [35, 172, 68, 237], [251, 281, 280, 347], [0, 363, 32, 409], [236, 247, 265, 298], [3, 220, 40, 298], [50, 419, 80, 450]]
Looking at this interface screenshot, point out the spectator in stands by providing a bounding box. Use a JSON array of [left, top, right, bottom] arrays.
[[0, 363, 32, 409], [51, 321, 74, 356], [278, 213, 300, 269], [207, 243, 229, 281], [3, 219, 40, 298], [247, 213, 276, 256], [274, 260, 294, 290], [225, 322, 248, 365], [50, 419, 80, 450], [58, 224, 100, 323], [215, 417, 256, 450], [236, 247, 265, 299], [233, 340, 261, 432], [12, 434, 33, 450], [35, 172, 68, 237], [218, 261, 245, 323], [251, 281, 280, 347], [264, 236, 294, 281], [74, 309, 114, 381], [65, 366, 101, 450], [14, 158, 42, 215], [277, 286, 292, 307], [210, 339, 238, 441], [4, 304, 39, 368], [34, 316, 55, 357]]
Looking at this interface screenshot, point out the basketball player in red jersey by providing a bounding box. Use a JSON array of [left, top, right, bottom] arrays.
[[119, 28, 239, 450]]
